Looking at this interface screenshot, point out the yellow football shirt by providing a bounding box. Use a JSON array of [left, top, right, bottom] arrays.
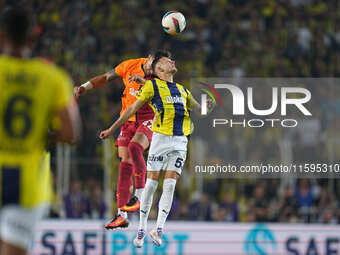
[[0, 55, 72, 208], [137, 78, 193, 136]]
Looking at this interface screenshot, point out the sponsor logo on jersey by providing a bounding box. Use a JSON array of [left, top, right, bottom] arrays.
[[165, 95, 185, 104], [129, 88, 139, 97]]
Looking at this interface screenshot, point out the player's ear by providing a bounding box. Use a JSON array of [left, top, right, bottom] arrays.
[[156, 64, 162, 73]]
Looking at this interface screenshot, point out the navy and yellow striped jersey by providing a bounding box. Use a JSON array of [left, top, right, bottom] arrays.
[[137, 78, 193, 136]]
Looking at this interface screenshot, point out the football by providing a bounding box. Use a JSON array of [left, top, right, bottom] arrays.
[[162, 11, 186, 35]]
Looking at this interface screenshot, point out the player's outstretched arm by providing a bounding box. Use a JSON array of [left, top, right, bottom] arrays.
[[74, 69, 119, 98], [56, 99, 81, 144], [99, 99, 145, 139], [189, 94, 215, 116]]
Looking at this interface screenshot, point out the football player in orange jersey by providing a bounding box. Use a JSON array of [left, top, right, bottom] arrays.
[[74, 51, 171, 228]]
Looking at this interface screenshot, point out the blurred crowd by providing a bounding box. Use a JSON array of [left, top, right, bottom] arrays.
[[3, 0, 339, 223], [51, 178, 340, 224]]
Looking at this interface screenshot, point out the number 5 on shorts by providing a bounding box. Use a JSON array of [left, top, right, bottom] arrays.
[[175, 158, 184, 168]]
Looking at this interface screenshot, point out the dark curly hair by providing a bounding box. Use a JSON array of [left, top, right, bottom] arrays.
[[151, 50, 172, 74]]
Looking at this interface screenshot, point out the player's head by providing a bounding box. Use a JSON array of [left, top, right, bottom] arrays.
[[151, 50, 176, 77], [144, 50, 171, 76], [143, 54, 154, 76], [0, 6, 35, 50]]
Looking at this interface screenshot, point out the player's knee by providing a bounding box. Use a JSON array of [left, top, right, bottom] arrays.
[[119, 162, 133, 175], [163, 179, 176, 193], [145, 178, 158, 193], [127, 142, 136, 154], [128, 141, 144, 155]]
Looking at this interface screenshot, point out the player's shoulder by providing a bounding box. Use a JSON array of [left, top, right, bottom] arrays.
[[0, 55, 24, 68], [124, 58, 147, 67], [32, 58, 71, 81], [131, 58, 147, 64], [142, 79, 154, 89], [0, 55, 67, 78], [0, 55, 9, 65], [32, 58, 65, 74], [175, 81, 184, 88], [175, 81, 190, 95]]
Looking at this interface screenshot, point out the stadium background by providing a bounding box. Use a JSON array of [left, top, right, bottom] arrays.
[[5, 0, 339, 224], [2, 1, 340, 252]]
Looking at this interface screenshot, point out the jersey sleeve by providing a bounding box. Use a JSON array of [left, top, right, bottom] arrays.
[[115, 59, 133, 77], [186, 88, 193, 111], [54, 70, 73, 111], [51, 68, 73, 130], [136, 80, 154, 102]]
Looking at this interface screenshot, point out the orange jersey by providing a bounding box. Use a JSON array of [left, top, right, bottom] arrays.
[[115, 58, 154, 122]]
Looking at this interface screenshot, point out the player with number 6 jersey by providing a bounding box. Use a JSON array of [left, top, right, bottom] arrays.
[[0, 6, 80, 255], [0, 56, 74, 208]]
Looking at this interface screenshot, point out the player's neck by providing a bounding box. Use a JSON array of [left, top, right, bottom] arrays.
[[158, 73, 173, 83], [2, 44, 31, 58]]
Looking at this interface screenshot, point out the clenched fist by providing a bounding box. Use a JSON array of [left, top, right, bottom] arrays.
[[99, 128, 113, 139], [74, 86, 86, 98]]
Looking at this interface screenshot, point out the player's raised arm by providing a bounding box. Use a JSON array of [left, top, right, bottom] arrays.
[[188, 91, 215, 116], [188, 94, 201, 114], [99, 99, 145, 139], [99, 79, 154, 139], [74, 69, 119, 98]]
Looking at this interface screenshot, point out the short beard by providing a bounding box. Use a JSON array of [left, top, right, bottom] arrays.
[[170, 68, 177, 74]]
